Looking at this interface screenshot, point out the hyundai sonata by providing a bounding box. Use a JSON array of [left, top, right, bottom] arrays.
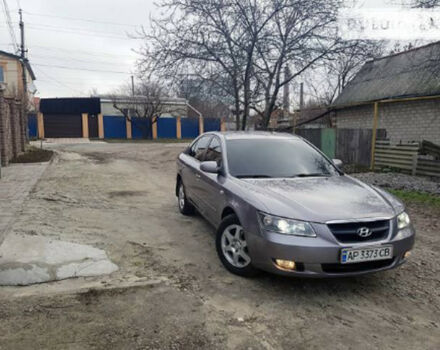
[[176, 132, 415, 277]]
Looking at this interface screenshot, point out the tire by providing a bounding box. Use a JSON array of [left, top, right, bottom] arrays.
[[177, 181, 195, 215], [216, 214, 259, 277]]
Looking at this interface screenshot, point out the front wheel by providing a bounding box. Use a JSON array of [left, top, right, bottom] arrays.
[[177, 182, 195, 215], [216, 214, 258, 277]]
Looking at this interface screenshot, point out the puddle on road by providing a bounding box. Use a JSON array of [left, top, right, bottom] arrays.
[[0, 234, 118, 286]]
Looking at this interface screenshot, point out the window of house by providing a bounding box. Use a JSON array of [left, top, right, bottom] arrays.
[[205, 137, 223, 166], [0, 66, 4, 82], [189, 135, 211, 161]]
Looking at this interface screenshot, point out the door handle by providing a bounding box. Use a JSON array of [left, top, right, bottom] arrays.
[[195, 174, 201, 179]]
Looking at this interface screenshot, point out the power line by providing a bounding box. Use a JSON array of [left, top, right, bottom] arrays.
[[29, 44, 137, 59], [34, 66, 84, 95], [33, 63, 132, 75], [23, 10, 141, 28], [26, 25, 133, 40], [31, 53, 135, 67], [1, 0, 19, 53], [26, 22, 134, 37]]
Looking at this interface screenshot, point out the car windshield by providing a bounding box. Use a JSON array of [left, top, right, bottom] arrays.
[[226, 138, 339, 178]]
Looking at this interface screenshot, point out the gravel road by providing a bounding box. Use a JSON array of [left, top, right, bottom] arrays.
[[0, 142, 438, 350]]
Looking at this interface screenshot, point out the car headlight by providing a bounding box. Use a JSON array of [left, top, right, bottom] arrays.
[[258, 212, 316, 237], [397, 212, 411, 229]]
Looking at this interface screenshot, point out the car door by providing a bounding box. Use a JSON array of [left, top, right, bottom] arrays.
[[183, 135, 212, 209], [197, 136, 226, 225]]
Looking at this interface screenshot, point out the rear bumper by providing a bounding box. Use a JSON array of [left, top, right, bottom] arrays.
[[247, 224, 415, 278]]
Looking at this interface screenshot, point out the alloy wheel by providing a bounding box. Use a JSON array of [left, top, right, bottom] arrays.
[[221, 224, 251, 268]]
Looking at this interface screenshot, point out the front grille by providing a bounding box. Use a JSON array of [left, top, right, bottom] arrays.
[[327, 220, 390, 243], [322, 258, 395, 274]]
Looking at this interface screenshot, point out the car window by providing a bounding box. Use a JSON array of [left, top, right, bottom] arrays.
[[205, 137, 223, 166], [189, 136, 211, 161], [226, 138, 339, 178]]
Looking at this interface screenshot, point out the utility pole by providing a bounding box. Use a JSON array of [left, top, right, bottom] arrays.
[[299, 82, 304, 110], [19, 8, 30, 142], [19, 8, 27, 96]]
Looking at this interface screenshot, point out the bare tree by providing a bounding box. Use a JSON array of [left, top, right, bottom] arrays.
[[306, 40, 384, 105], [137, 0, 292, 130], [139, 0, 375, 130], [109, 80, 166, 122]]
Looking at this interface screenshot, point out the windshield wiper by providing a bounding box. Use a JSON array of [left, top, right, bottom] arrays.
[[236, 175, 273, 179], [290, 173, 330, 178]]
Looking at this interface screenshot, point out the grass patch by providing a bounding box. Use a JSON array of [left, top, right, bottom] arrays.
[[99, 138, 193, 144], [10, 146, 54, 164], [388, 189, 440, 208]]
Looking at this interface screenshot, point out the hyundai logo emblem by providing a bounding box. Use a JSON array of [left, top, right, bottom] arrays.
[[357, 227, 372, 238]]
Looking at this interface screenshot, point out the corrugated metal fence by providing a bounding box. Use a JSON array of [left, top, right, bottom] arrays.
[[296, 128, 386, 166], [374, 140, 440, 178]]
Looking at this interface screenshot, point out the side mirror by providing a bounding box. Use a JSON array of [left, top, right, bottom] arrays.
[[200, 161, 219, 174], [332, 159, 343, 169]]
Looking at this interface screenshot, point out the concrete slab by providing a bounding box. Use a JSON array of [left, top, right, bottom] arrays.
[[0, 162, 50, 245], [0, 234, 118, 286]]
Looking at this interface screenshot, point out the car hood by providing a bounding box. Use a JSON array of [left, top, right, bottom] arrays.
[[238, 175, 398, 223]]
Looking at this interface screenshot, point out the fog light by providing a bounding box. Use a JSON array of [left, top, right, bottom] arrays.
[[275, 259, 296, 271], [404, 251, 411, 259]]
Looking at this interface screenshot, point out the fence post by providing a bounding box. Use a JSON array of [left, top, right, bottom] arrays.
[[152, 117, 158, 139], [98, 113, 104, 139], [199, 116, 204, 135], [221, 118, 226, 131], [176, 116, 182, 139], [412, 154, 418, 176], [81, 113, 89, 138], [126, 118, 132, 139], [37, 112, 44, 139], [370, 102, 379, 170]]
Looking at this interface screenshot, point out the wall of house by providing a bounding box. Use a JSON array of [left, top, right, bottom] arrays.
[[100, 100, 188, 118], [335, 99, 440, 145], [0, 93, 26, 165], [0, 54, 35, 101], [0, 56, 20, 97]]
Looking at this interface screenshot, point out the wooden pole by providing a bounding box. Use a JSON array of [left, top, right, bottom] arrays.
[[82, 113, 89, 138], [370, 102, 379, 170], [37, 112, 44, 139], [98, 113, 104, 139], [199, 116, 204, 135], [176, 116, 182, 139]]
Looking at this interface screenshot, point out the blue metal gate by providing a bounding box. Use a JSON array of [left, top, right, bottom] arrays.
[[103, 116, 126, 139], [181, 118, 199, 138], [157, 118, 177, 138], [132, 117, 152, 139]]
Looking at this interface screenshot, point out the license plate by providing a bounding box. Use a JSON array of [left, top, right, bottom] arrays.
[[340, 246, 393, 264]]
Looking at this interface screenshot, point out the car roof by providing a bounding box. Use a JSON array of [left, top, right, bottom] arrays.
[[206, 131, 301, 140]]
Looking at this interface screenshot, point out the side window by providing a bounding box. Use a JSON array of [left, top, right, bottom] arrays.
[[189, 136, 211, 161], [0, 66, 4, 82], [205, 137, 223, 166]]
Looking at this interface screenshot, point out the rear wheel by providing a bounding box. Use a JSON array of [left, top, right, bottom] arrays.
[[177, 182, 195, 215], [216, 214, 258, 277]]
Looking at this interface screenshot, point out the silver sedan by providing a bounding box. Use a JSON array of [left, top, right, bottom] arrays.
[[176, 132, 415, 277]]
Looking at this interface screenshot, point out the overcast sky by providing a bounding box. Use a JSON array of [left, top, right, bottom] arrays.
[[0, 0, 426, 98], [0, 0, 156, 97]]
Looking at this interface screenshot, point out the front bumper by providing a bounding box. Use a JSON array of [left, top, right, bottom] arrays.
[[247, 222, 415, 278]]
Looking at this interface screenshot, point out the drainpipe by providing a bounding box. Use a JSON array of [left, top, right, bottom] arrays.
[[186, 102, 203, 119]]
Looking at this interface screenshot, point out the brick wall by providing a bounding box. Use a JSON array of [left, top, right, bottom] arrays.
[[335, 99, 440, 145], [0, 92, 26, 166]]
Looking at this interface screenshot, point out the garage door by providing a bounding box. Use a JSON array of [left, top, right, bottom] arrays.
[[44, 114, 82, 138]]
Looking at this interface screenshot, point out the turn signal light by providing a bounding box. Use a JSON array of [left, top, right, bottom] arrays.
[[404, 251, 411, 259], [275, 259, 296, 271]]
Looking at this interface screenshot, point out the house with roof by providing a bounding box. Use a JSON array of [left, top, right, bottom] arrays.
[[0, 50, 36, 101], [331, 41, 440, 145]]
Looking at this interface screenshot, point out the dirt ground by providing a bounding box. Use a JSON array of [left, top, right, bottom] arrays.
[[0, 142, 439, 350]]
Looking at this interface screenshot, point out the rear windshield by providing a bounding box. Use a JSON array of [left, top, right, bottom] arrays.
[[226, 138, 338, 178]]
